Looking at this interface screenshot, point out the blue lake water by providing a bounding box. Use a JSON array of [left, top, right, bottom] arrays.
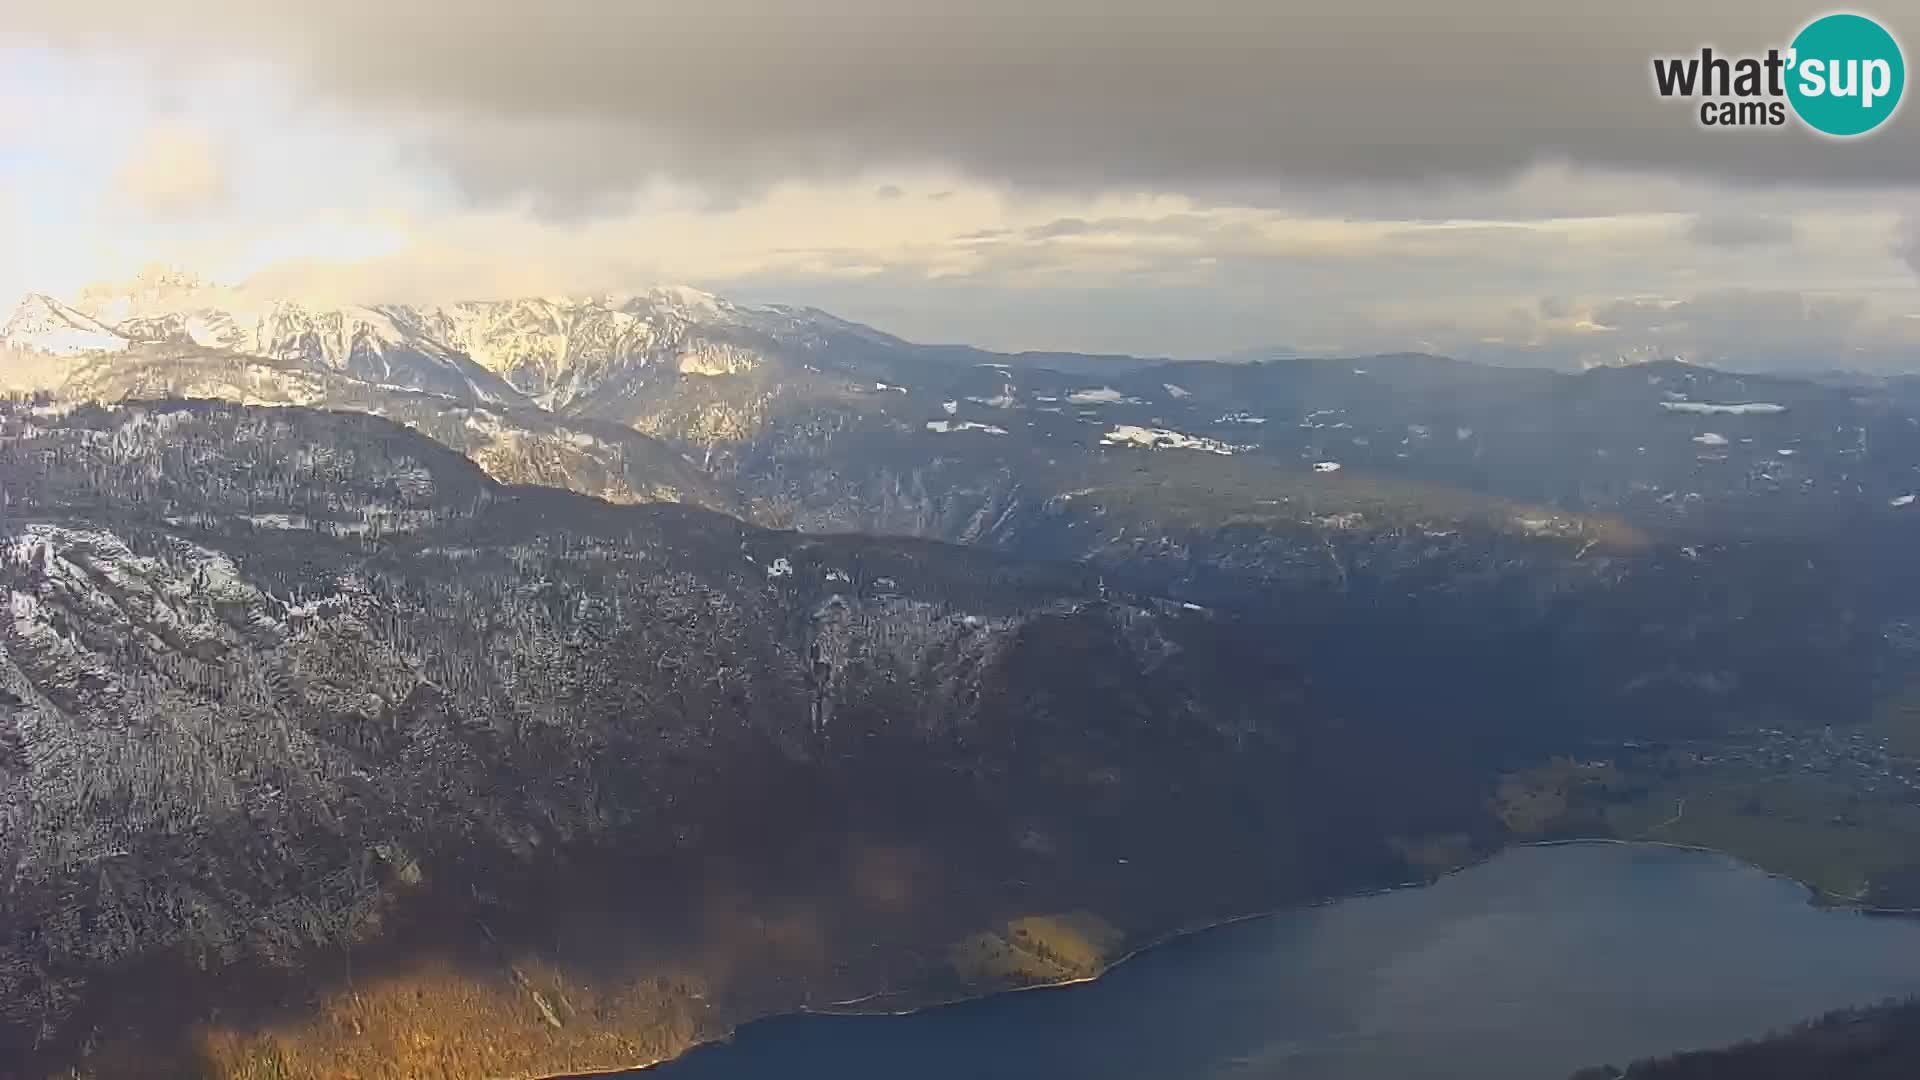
[[636, 842, 1920, 1079]]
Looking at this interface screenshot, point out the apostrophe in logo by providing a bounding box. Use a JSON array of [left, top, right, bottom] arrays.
[[1787, 13, 1905, 136], [1651, 11, 1905, 137]]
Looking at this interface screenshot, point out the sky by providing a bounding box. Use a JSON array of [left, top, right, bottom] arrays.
[[3, 1, 1919, 369]]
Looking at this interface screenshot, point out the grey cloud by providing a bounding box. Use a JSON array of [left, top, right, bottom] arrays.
[[1591, 290, 1870, 348], [1029, 217, 1093, 238], [717, 207, 1917, 363], [1017, 214, 1251, 246], [1687, 212, 1797, 247], [11, 0, 1918, 215], [1899, 216, 1920, 276], [1478, 288, 1915, 372]]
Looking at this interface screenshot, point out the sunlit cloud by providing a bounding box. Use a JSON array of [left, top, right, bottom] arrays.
[[113, 124, 227, 217]]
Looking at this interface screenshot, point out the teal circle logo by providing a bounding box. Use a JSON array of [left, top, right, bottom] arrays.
[[1787, 13, 1905, 136]]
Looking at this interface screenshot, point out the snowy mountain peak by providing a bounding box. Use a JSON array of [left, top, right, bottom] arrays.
[[423, 293, 775, 409], [72, 266, 213, 324], [2, 293, 130, 356], [639, 284, 730, 320]]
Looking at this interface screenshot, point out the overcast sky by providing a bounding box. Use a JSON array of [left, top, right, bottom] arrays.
[[3, 2, 1919, 368]]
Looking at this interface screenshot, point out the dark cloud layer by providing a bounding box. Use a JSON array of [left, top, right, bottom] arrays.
[[10, 1, 1917, 213]]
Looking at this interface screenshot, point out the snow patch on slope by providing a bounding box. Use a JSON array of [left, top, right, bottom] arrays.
[[1661, 401, 1787, 416], [1069, 387, 1143, 405], [1101, 425, 1238, 455]]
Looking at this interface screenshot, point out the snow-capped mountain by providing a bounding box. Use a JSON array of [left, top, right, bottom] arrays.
[[4, 282, 906, 414], [412, 288, 907, 410], [424, 290, 786, 410], [241, 301, 528, 405], [0, 294, 130, 356], [1578, 344, 1694, 370], [70, 265, 211, 324], [1, 279, 935, 506], [114, 309, 250, 351]]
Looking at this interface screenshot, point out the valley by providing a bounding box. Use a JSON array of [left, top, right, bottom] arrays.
[[1499, 717, 1920, 907]]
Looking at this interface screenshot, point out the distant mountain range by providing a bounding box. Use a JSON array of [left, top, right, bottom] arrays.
[[5, 283, 892, 402], [4, 281, 1152, 404]]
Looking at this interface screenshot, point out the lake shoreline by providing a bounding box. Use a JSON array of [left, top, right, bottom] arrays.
[[550, 836, 1918, 1079], [1523, 837, 1920, 916], [800, 837, 1920, 1024]]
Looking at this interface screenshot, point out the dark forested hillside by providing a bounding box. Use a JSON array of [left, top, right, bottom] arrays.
[[0, 399, 1472, 1079], [1572, 998, 1920, 1080]]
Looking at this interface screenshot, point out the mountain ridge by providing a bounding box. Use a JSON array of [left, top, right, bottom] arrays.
[[0, 397, 1405, 1079]]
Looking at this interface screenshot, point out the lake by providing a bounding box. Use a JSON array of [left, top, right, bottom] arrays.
[[634, 842, 1920, 1079]]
